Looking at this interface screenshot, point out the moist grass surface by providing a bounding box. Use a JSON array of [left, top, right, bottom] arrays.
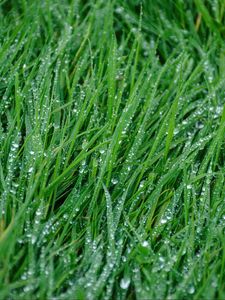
[[0, 1, 225, 299]]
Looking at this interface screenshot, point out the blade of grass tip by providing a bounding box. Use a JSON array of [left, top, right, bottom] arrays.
[[47, 149, 62, 215], [110, 33, 136, 132], [164, 96, 179, 159], [0, 23, 23, 68], [133, 52, 179, 190], [0, 212, 15, 252], [130, 3, 142, 94], [113, 176, 136, 230], [194, 0, 220, 36], [213, 103, 225, 169], [134, 110, 168, 191], [45, 134, 109, 195], [198, 103, 225, 174], [102, 184, 115, 252], [64, 77, 101, 169], [130, 35, 140, 96], [46, 0, 53, 37], [183, 167, 190, 227], [0, 159, 6, 193], [107, 34, 116, 120], [70, 23, 91, 78], [105, 65, 148, 187], [195, 13, 202, 32], [15, 72, 21, 129], [145, 139, 211, 230]]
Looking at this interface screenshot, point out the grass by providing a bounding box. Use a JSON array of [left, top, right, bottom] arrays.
[[0, 0, 225, 299]]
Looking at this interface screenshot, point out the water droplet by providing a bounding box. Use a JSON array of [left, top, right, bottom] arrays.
[[160, 218, 167, 224], [31, 235, 36, 244], [122, 256, 127, 262], [120, 277, 130, 289], [142, 240, 149, 247], [195, 121, 204, 129], [111, 178, 118, 185], [36, 209, 42, 216], [187, 285, 195, 294], [63, 213, 68, 220]]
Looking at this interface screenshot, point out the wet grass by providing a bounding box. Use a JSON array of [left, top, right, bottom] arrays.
[[0, 0, 225, 299]]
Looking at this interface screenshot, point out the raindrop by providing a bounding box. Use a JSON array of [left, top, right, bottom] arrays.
[[122, 256, 127, 262], [120, 278, 130, 289], [187, 285, 195, 294], [160, 218, 167, 224], [142, 240, 149, 247], [111, 178, 118, 185], [63, 213, 68, 220]]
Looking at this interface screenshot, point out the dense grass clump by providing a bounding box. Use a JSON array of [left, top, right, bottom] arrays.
[[0, 0, 225, 299]]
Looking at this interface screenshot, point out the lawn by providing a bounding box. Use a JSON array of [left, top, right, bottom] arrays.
[[0, 0, 225, 299]]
